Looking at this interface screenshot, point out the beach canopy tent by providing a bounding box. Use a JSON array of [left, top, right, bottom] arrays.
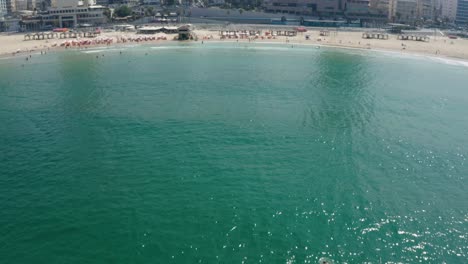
[[53, 28, 68, 32], [296, 27, 307, 32], [137, 26, 179, 34], [114, 24, 135, 31], [386, 23, 415, 33]]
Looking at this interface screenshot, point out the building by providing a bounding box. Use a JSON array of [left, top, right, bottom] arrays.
[[263, 0, 345, 16], [43, 6, 106, 27], [345, 0, 371, 14], [370, 0, 390, 14], [456, 0, 468, 23], [208, 0, 225, 6], [0, 0, 7, 17], [14, 0, 24, 10], [6, 0, 15, 13], [389, 0, 417, 23], [345, 0, 370, 18], [441, 0, 457, 21], [417, 0, 437, 21], [21, 0, 106, 29], [27, 0, 35, 9], [15, 0, 28, 10], [345, 0, 388, 23], [15, 0, 36, 10]]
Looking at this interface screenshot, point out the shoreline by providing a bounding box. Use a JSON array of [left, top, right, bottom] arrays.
[[1, 28, 468, 66]]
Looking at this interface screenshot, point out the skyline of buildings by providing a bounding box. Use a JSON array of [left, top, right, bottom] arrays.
[[1, 0, 468, 25]]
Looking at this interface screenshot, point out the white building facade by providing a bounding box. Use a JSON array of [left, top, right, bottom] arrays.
[[441, 0, 457, 21], [21, 0, 106, 29], [1, 0, 7, 17], [389, 0, 417, 23]]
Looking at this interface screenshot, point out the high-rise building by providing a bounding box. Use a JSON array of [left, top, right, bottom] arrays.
[[14, 0, 36, 10], [389, 0, 418, 23], [0, 0, 7, 17], [263, 0, 344, 16], [456, 0, 468, 23], [27, 0, 35, 9], [6, 0, 16, 13], [369, 0, 390, 19], [15, 0, 27, 10], [417, 0, 437, 20], [441, 0, 457, 21]]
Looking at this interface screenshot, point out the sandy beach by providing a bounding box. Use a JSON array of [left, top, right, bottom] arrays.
[[2, 27, 468, 61]]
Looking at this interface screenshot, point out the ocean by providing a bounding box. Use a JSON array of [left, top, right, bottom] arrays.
[[0, 43, 467, 263]]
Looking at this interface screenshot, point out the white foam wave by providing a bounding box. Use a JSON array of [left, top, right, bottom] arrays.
[[429, 57, 468, 68], [80, 48, 123, 54], [150, 46, 190, 50]]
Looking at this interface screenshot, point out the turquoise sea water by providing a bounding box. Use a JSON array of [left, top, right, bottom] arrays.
[[0, 43, 467, 263]]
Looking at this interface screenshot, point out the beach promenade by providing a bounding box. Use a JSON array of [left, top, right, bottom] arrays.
[[1, 27, 468, 61]]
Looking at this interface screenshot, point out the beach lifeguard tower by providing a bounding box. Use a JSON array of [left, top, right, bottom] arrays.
[[177, 25, 192, 40]]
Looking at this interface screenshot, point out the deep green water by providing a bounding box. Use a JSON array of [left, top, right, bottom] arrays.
[[0, 43, 467, 263]]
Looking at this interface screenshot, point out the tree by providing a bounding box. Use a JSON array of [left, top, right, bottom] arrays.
[[165, 0, 175, 6], [145, 7, 155, 16], [103, 9, 112, 20], [239, 8, 243, 15], [114, 5, 132, 17]]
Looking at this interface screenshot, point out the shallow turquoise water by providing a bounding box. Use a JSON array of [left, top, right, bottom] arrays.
[[0, 43, 467, 263]]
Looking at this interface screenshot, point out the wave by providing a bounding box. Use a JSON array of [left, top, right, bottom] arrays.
[[80, 48, 126, 54], [428, 57, 468, 68], [150, 46, 191, 50]]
